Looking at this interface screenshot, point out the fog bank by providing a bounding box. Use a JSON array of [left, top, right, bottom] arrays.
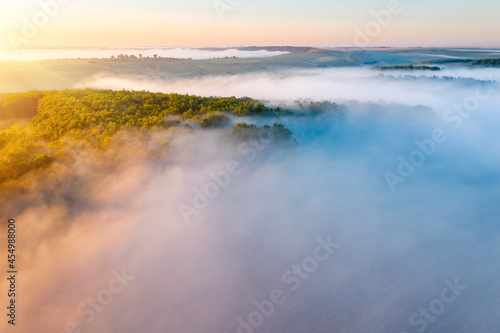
[[2, 66, 500, 333]]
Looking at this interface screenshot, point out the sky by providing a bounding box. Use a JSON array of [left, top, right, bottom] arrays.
[[0, 0, 499, 50]]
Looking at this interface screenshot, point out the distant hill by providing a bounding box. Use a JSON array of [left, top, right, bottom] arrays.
[[425, 58, 500, 67]]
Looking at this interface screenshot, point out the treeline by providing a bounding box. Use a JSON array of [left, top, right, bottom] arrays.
[[425, 58, 500, 67], [27, 89, 281, 146], [0, 89, 303, 184], [100, 54, 185, 62], [469, 59, 500, 66], [374, 65, 441, 71], [13, 90, 338, 147]]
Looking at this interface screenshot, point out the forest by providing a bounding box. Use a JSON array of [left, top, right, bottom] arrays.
[[0, 89, 302, 185]]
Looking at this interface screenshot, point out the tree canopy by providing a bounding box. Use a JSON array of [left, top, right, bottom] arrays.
[[0, 89, 301, 184]]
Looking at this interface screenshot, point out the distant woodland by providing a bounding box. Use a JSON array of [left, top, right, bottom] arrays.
[[425, 58, 500, 67], [374, 65, 441, 71]]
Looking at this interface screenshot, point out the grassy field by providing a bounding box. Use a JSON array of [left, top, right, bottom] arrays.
[[336, 47, 500, 66], [1, 48, 500, 93], [0, 49, 349, 92]]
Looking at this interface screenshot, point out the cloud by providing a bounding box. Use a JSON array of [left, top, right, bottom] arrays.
[[2, 66, 500, 333], [81, 66, 500, 112]]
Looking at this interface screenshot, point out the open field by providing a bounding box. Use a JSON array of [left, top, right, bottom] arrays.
[[2, 48, 500, 93]]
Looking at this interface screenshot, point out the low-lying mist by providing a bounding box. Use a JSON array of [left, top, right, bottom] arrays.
[[0, 48, 290, 62], [2, 66, 500, 333]]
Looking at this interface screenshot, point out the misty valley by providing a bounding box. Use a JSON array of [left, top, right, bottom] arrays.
[[1, 48, 500, 333]]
